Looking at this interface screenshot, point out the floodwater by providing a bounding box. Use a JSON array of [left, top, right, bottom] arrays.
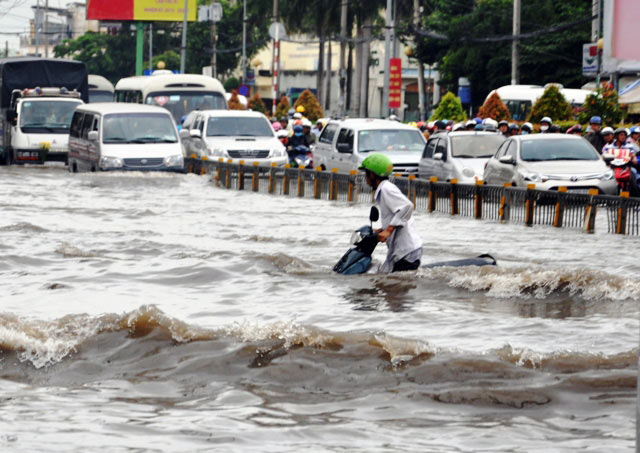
[[0, 165, 638, 452]]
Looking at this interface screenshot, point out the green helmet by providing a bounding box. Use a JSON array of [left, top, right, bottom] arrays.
[[359, 153, 393, 177]]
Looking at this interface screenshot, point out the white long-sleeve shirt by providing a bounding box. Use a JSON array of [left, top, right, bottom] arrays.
[[374, 180, 423, 273]]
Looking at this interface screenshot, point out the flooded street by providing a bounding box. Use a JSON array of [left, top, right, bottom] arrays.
[[1, 165, 638, 452]]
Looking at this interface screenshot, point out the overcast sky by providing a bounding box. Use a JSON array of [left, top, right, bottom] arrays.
[[0, 0, 71, 49]]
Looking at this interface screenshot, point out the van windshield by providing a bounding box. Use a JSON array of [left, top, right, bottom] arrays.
[[145, 91, 227, 124], [358, 129, 424, 153], [20, 99, 82, 133], [206, 117, 274, 137], [102, 113, 178, 144]]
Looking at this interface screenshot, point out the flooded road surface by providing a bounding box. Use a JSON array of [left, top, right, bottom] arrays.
[[1, 165, 638, 452]]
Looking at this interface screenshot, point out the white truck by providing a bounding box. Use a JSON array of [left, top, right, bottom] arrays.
[[0, 58, 89, 165]]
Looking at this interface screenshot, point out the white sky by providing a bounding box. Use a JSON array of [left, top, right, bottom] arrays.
[[0, 0, 72, 49]]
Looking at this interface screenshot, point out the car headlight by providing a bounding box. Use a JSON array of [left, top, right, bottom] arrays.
[[599, 169, 614, 180], [98, 156, 123, 169], [270, 148, 285, 157], [163, 154, 184, 167], [519, 171, 546, 183], [462, 167, 476, 178]]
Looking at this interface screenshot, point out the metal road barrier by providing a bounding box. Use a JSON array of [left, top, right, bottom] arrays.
[[187, 157, 640, 236]]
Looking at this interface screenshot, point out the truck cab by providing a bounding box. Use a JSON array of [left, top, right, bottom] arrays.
[[7, 87, 83, 164]]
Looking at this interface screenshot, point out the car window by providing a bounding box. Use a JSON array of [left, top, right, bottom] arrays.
[[422, 138, 438, 158], [80, 113, 94, 139], [435, 137, 447, 161], [357, 129, 424, 153], [336, 128, 354, 150], [520, 138, 600, 161], [319, 123, 338, 144], [450, 135, 506, 158], [206, 116, 274, 137], [70, 111, 84, 138], [505, 140, 517, 159], [495, 140, 509, 158]]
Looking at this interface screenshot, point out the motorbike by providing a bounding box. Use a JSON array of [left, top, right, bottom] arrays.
[[333, 207, 497, 275], [287, 144, 313, 169], [603, 150, 640, 197], [276, 129, 289, 147]]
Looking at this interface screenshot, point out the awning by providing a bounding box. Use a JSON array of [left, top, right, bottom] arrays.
[[619, 79, 640, 104]]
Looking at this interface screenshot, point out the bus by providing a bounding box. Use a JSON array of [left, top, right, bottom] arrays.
[[486, 84, 592, 121], [88, 74, 114, 103], [114, 74, 227, 124]]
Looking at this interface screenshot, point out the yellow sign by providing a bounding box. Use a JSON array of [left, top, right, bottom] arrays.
[[134, 0, 196, 21]]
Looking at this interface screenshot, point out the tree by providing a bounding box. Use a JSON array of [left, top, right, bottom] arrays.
[[477, 92, 511, 121], [248, 93, 267, 114], [275, 95, 290, 119], [293, 89, 324, 122], [224, 77, 240, 92], [430, 92, 467, 122], [578, 82, 623, 125], [227, 90, 246, 110], [527, 84, 573, 122]]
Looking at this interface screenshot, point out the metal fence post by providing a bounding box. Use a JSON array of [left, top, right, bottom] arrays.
[[330, 168, 338, 201], [525, 184, 536, 226], [428, 176, 437, 213], [583, 188, 598, 233], [297, 166, 305, 197], [450, 178, 459, 215], [348, 170, 358, 203], [200, 156, 208, 175], [283, 164, 290, 195], [499, 183, 511, 222], [252, 162, 259, 192], [314, 167, 322, 199], [617, 191, 630, 234], [215, 158, 223, 184], [553, 186, 567, 228], [474, 180, 483, 219], [408, 175, 417, 209], [238, 160, 245, 190], [268, 163, 276, 194]]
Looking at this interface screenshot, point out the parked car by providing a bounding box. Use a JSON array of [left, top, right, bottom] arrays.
[[419, 131, 506, 183], [483, 134, 617, 194], [68, 103, 184, 172], [179, 110, 288, 166], [313, 118, 426, 175]]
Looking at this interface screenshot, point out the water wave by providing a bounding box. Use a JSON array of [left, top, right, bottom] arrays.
[[55, 242, 102, 259], [0, 222, 48, 233]]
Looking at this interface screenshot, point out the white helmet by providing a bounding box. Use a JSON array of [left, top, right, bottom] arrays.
[[302, 118, 312, 127], [293, 112, 302, 119]]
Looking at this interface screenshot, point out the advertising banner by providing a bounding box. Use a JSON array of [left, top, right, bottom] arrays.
[[87, 0, 196, 21], [388, 58, 402, 109]]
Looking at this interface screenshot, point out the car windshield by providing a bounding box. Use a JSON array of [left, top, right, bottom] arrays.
[[102, 113, 178, 144], [145, 91, 227, 124], [20, 100, 82, 131], [520, 138, 599, 161], [206, 117, 274, 137], [358, 129, 424, 153], [451, 135, 506, 158]]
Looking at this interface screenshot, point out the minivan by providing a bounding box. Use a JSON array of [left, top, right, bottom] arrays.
[[67, 103, 184, 172]]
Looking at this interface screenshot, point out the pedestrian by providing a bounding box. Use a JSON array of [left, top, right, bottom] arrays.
[[586, 116, 605, 153], [539, 116, 552, 133], [359, 153, 423, 273]]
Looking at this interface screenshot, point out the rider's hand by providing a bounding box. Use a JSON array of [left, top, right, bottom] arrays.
[[377, 226, 395, 243]]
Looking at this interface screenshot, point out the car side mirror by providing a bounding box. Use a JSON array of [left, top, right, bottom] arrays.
[[336, 143, 352, 153], [369, 206, 379, 223], [190, 129, 202, 138], [179, 129, 190, 140], [88, 130, 99, 142], [498, 155, 516, 165], [433, 152, 443, 161]]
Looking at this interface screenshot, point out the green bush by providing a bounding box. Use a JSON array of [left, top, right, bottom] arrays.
[[275, 95, 290, 119], [477, 92, 511, 121], [527, 85, 573, 123], [577, 82, 624, 125], [224, 77, 240, 92], [247, 93, 267, 115], [293, 89, 323, 122], [430, 92, 467, 122]]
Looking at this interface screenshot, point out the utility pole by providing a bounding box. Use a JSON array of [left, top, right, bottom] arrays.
[[35, 0, 40, 56], [44, 0, 48, 58], [149, 23, 153, 73], [271, 0, 280, 117], [241, 0, 247, 84], [180, 0, 189, 73], [413, 0, 425, 121], [211, 6, 217, 78], [511, 0, 520, 85], [338, 0, 347, 118], [382, 0, 392, 118]]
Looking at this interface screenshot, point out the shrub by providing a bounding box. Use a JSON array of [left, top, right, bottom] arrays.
[[247, 93, 267, 114], [577, 82, 624, 125], [227, 89, 246, 110], [430, 92, 467, 122], [477, 92, 511, 121], [275, 95, 290, 119], [293, 89, 323, 122], [527, 85, 573, 123], [224, 77, 240, 92]]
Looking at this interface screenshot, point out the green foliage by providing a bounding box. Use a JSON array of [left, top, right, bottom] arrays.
[[224, 77, 240, 92], [527, 85, 573, 122], [150, 51, 180, 72], [293, 89, 323, 122], [578, 82, 624, 125], [477, 92, 511, 121], [247, 93, 267, 114], [430, 92, 467, 122], [227, 89, 246, 110], [275, 95, 290, 119]]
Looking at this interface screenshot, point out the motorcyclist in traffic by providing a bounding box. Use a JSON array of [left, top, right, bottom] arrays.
[[586, 116, 605, 153], [359, 153, 423, 273], [602, 128, 640, 195]]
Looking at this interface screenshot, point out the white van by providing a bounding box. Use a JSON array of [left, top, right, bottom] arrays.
[[88, 74, 114, 103], [67, 103, 184, 172]]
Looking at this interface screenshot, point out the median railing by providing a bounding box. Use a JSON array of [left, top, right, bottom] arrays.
[[186, 157, 640, 236]]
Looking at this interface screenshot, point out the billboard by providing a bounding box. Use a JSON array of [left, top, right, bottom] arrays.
[[602, 0, 640, 73], [388, 58, 402, 109], [87, 0, 197, 21]]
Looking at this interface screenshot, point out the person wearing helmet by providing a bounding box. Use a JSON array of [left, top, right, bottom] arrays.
[[296, 105, 305, 114], [287, 108, 296, 119], [358, 153, 423, 273], [301, 118, 316, 144], [587, 116, 605, 153], [539, 117, 552, 133], [601, 127, 615, 146], [508, 123, 520, 136], [567, 124, 583, 136], [629, 126, 640, 148], [465, 120, 476, 131], [498, 120, 509, 136], [602, 128, 639, 193], [520, 122, 533, 135], [272, 121, 282, 132], [433, 120, 447, 134]]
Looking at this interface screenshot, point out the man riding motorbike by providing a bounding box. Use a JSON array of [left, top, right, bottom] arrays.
[[602, 128, 640, 195]]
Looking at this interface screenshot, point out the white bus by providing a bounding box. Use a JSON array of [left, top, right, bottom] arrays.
[[486, 84, 592, 121], [114, 74, 227, 124], [88, 74, 114, 103]]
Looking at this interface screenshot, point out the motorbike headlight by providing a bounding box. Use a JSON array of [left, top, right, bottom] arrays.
[[519, 171, 544, 183], [350, 231, 364, 245], [98, 155, 123, 169], [600, 169, 614, 180], [163, 154, 184, 167], [462, 167, 476, 178]]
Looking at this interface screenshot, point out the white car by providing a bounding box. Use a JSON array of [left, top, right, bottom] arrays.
[[179, 110, 288, 166], [419, 131, 505, 183], [313, 118, 426, 175], [483, 134, 617, 194]]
